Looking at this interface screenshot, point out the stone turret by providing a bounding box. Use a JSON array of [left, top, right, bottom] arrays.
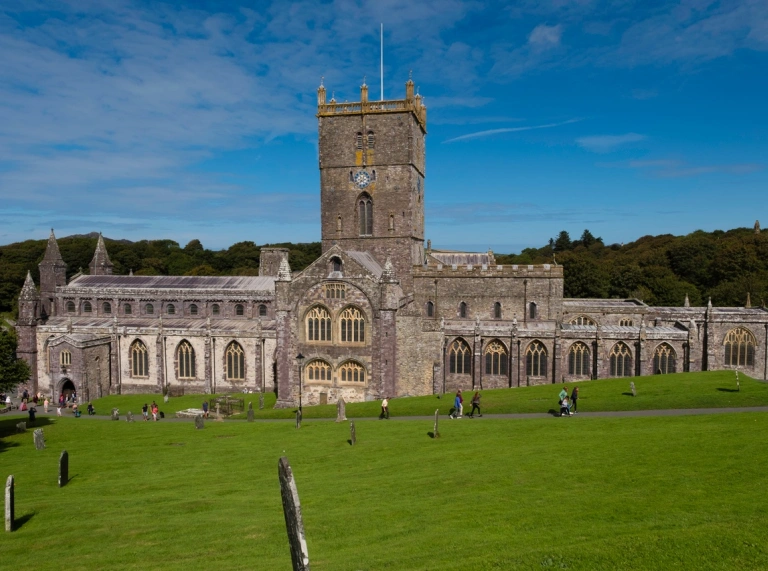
[[684, 293, 690, 307], [89, 233, 114, 276], [755, 220, 760, 234], [16, 271, 39, 393], [38, 229, 67, 318], [277, 257, 292, 281], [259, 248, 290, 277]]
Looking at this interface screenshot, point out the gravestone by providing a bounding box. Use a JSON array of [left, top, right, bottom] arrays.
[[335, 397, 346, 423], [277, 457, 310, 571], [33, 428, 45, 450], [15, 422, 26, 433], [59, 450, 69, 487], [630, 382, 636, 397], [164, 394, 169, 404], [295, 409, 301, 429], [349, 421, 356, 446], [111, 408, 119, 421], [126, 411, 134, 422], [433, 409, 440, 438], [736, 371, 740, 392], [194, 415, 204, 430], [259, 392, 264, 410], [5, 475, 13, 532], [215, 403, 222, 422], [247, 401, 254, 422]]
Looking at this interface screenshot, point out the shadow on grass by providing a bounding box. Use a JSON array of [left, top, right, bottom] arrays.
[[717, 388, 740, 393], [427, 431, 436, 439], [346, 439, 354, 446], [0, 416, 56, 449], [621, 392, 635, 397], [547, 409, 559, 417], [14, 511, 35, 529]]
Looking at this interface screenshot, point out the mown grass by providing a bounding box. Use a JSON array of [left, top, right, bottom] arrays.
[[87, 370, 768, 421], [1, 410, 767, 570]]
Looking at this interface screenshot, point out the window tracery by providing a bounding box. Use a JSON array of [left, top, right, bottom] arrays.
[[484, 340, 508, 376]]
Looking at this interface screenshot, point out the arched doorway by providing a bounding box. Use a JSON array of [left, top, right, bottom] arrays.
[[61, 379, 76, 402]]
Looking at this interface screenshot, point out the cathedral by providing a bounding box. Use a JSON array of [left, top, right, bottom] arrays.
[[16, 77, 768, 405]]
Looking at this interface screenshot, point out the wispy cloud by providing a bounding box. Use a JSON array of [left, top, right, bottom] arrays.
[[528, 24, 562, 49], [444, 118, 581, 143], [576, 133, 645, 152], [597, 158, 764, 178]]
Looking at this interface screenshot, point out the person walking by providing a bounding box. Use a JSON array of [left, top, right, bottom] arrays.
[[570, 386, 579, 413], [202, 400, 209, 419], [468, 391, 482, 417], [44, 397, 49, 413], [87, 402, 95, 415], [151, 401, 159, 421], [450, 390, 463, 419], [142, 403, 149, 421], [57, 401, 63, 417], [380, 397, 390, 420]]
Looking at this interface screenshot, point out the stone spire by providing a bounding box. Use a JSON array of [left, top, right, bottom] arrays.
[[317, 77, 326, 106], [755, 220, 760, 234], [707, 297, 712, 309], [684, 293, 690, 307], [381, 257, 396, 282], [42, 228, 65, 264], [277, 257, 292, 281], [20, 271, 39, 301], [38, 228, 67, 317], [89, 233, 114, 276], [746, 292, 751, 308]]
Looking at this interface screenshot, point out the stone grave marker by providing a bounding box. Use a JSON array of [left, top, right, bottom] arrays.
[[15, 422, 26, 433], [259, 391, 265, 410], [164, 394, 169, 404], [33, 428, 45, 450], [5, 475, 14, 532], [247, 401, 254, 422], [630, 382, 636, 397], [278, 457, 310, 571], [59, 450, 69, 488], [215, 403, 222, 422], [433, 409, 440, 438], [295, 409, 301, 429], [349, 421, 356, 446], [736, 370, 740, 392], [335, 397, 346, 423], [126, 411, 134, 422], [194, 415, 204, 430], [111, 408, 119, 421]]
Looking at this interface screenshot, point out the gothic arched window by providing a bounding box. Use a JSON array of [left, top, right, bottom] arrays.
[[367, 130, 374, 149], [484, 340, 508, 376], [306, 360, 332, 382], [177, 340, 195, 379], [102, 302, 112, 314], [123, 303, 132, 315], [526, 341, 547, 377], [83, 301, 92, 313], [570, 315, 596, 326], [190, 304, 198, 315], [259, 304, 267, 317], [459, 302, 467, 318], [449, 339, 472, 375], [66, 301, 75, 313], [225, 341, 245, 381], [60, 349, 72, 367], [331, 257, 343, 273], [653, 343, 676, 374], [529, 302, 538, 319], [339, 306, 365, 343], [358, 194, 373, 236], [426, 301, 434, 317], [620, 318, 634, 326], [145, 303, 154, 315], [356, 132, 363, 149], [166, 304, 175, 315], [306, 306, 332, 342], [340, 361, 366, 383], [212, 304, 220, 316], [235, 304, 244, 316], [568, 342, 590, 376], [130, 340, 149, 378], [609, 342, 633, 377], [493, 302, 502, 319], [724, 327, 756, 367]]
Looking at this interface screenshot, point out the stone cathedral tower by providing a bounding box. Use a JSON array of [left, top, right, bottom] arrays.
[[316, 76, 427, 292]]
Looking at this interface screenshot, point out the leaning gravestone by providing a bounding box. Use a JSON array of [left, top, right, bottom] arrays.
[[126, 411, 134, 422], [433, 409, 440, 438], [630, 382, 636, 397], [278, 457, 310, 571], [15, 422, 26, 433], [59, 450, 69, 488], [5, 475, 14, 532], [247, 401, 254, 422], [33, 428, 45, 450], [194, 415, 204, 430], [335, 397, 346, 423], [259, 392, 264, 410], [349, 421, 356, 446], [111, 408, 119, 421]]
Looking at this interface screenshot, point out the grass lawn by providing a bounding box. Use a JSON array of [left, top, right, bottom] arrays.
[[1, 410, 767, 570], [87, 370, 768, 421]]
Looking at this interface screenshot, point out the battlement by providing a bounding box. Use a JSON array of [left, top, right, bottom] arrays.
[[414, 263, 564, 279], [317, 77, 427, 130]]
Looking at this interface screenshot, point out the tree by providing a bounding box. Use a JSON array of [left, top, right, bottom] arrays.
[[0, 329, 31, 393], [553, 231, 572, 252]]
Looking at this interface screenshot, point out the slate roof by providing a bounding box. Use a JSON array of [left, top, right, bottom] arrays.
[[41, 317, 275, 333], [563, 298, 647, 308], [346, 251, 383, 278], [429, 250, 493, 266], [67, 275, 277, 292]]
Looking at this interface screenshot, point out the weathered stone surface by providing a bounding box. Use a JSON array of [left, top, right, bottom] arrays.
[[215, 403, 222, 421], [259, 392, 265, 410], [247, 408, 254, 422], [278, 457, 310, 571], [15, 422, 26, 433], [33, 428, 45, 450], [59, 450, 69, 487], [630, 382, 636, 397], [350, 421, 356, 446], [5, 475, 14, 532], [433, 408, 440, 438], [335, 397, 346, 423], [126, 411, 134, 422], [295, 409, 301, 429], [111, 408, 119, 421], [194, 415, 204, 430]]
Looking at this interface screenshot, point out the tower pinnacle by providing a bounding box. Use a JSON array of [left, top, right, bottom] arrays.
[[89, 232, 114, 276]]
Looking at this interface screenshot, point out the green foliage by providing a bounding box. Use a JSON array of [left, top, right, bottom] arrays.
[[0, 328, 31, 392]]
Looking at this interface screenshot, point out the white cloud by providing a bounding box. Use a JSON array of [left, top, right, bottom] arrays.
[[444, 118, 581, 143], [528, 24, 562, 48], [576, 132, 645, 152]]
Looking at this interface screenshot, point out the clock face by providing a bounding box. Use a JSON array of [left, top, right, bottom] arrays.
[[354, 170, 371, 189]]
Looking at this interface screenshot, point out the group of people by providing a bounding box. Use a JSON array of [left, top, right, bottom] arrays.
[[558, 386, 579, 416], [141, 402, 160, 421], [449, 390, 482, 419]]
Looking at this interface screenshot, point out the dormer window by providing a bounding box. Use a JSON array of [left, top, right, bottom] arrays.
[[331, 257, 342, 273]]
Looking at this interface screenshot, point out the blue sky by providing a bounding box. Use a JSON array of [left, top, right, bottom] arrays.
[[0, 0, 766, 253]]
